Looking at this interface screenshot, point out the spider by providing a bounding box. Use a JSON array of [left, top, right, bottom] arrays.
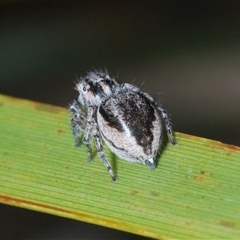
[[69, 70, 175, 182]]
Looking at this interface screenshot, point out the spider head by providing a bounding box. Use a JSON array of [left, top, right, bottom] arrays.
[[76, 70, 120, 107]]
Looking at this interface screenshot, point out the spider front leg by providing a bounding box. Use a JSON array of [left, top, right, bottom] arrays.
[[69, 101, 93, 162], [81, 106, 100, 162], [69, 100, 86, 147], [92, 124, 117, 182]]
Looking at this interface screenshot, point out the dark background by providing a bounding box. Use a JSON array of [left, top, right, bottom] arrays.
[[1, 1, 240, 239]]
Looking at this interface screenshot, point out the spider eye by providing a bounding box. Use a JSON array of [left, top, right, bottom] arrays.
[[83, 87, 86, 91]]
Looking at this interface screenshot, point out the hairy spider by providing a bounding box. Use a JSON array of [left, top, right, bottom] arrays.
[[69, 70, 175, 181]]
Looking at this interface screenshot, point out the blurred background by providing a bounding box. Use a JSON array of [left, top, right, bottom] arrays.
[[1, 1, 240, 239]]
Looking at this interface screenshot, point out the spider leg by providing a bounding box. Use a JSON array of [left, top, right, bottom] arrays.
[[158, 108, 176, 145], [69, 100, 86, 147], [93, 128, 117, 182], [69, 101, 93, 162], [82, 106, 98, 162]]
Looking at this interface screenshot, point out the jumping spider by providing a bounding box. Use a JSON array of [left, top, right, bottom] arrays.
[[69, 70, 175, 181]]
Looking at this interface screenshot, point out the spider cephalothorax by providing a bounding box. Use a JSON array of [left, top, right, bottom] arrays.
[[69, 70, 175, 181], [75, 70, 120, 107]]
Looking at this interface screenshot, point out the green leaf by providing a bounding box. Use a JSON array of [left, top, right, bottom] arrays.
[[0, 94, 239, 239]]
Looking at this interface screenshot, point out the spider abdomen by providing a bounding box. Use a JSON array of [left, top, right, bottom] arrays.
[[97, 90, 162, 166]]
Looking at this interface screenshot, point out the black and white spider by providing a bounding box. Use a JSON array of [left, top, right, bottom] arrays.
[[69, 70, 175, 181]]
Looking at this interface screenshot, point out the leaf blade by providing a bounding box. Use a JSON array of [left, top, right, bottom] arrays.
[[0, 94, 239, 239]]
